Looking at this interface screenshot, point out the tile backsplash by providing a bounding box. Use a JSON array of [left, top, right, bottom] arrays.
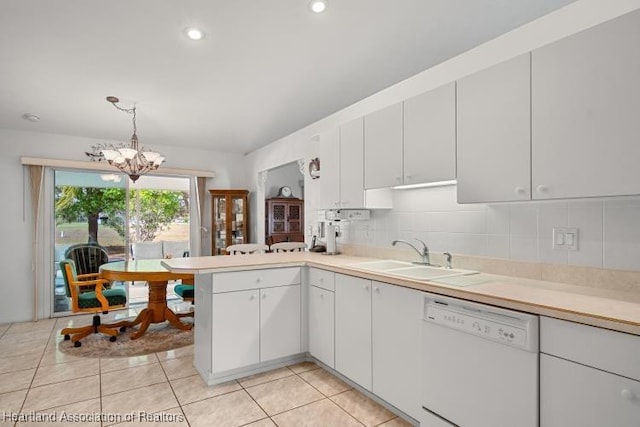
[[335, 185, 640, 272]]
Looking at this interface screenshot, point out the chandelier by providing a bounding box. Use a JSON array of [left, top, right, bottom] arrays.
[[86, 96, 165, 182]]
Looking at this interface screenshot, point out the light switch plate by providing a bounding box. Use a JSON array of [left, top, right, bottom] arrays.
[[553, 227, 579, 251]]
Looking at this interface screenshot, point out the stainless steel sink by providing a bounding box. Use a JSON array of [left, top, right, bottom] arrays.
[[348, 259, 478, 282]]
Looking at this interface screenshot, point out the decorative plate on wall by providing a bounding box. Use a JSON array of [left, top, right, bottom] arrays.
[[308, 157, 320, 179]]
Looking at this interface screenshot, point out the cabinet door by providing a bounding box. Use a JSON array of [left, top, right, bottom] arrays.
[[372, 282, 422, 420], [364, 103, 404, 189], [541, 354, 640, 427], [340, 117, 365, 208], [318, 127, 340, 209], [309, 285, 335, 368], [335, 274, 372, 390], [404, 83, 456, 185], [212, 289, 259, 372], [286, 202, 303, 236], [260, 284, 301, 361], [268, 200, 287, 235], [457, 53, 531, 203], [532, 10, 640, 199]]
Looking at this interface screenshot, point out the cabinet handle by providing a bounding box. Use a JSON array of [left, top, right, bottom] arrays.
[[374, 286, 380, 293], [363, 284, 369, 291], [334, 202, 340, 206], [395, 177, 402, 183], [320, 292, 324, 299], [621, 389, 636, 401], [250, 294, 256, 300], [514, 186, 527, 195], [262, 293, 267, 299], [256, 277, 262, 283], [536, 185, 549, 193], [405, 175, 412, 181]]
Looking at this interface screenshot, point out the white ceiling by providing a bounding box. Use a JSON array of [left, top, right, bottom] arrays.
[[0, 0, 576, 155]]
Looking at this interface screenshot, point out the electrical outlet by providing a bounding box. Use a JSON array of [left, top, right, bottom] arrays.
[[553, 227, 579, 251]]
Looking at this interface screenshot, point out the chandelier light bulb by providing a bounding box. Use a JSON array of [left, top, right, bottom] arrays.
[[309, 0, 327, 13]]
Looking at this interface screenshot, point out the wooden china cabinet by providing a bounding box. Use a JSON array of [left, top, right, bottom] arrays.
[[265, 198, 304, 244], [210, 189, 249, 255]]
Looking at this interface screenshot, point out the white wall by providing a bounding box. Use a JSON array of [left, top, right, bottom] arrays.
[[0, 128, 246, 323], [338, 185, 640, 272], [245, 0, 640, 267], [265, 162, 304, 200]]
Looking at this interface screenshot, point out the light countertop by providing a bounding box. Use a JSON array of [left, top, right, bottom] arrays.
[[162, 252, 640, 336]]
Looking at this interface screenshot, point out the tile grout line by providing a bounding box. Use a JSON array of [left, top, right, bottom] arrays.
[[154, 357, 191, 427], [12, 323, 57, 417], [238, 365, 324, 423], [247, 365, 366, 427]]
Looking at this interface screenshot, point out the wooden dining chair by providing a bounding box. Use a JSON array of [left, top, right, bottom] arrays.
[[270, 241, 307, 253], [226, 243, 270, 255], [64, 243, 110, 275], [59, 259, 131, 347]]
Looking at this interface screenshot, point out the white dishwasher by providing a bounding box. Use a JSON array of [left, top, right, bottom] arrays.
[[421, 294, 539, 427]]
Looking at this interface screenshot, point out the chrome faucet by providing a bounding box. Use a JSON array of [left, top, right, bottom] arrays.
[[443, 252, 453, 269], [392, 238, 432, 266]]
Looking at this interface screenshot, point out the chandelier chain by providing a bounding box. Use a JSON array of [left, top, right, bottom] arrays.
[[84, 96, 165, 182]]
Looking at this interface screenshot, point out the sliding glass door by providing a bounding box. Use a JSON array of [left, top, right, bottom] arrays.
[[128, 175, 190, 306], [52, 170, 190, 314], [53, 171, 127, 313]]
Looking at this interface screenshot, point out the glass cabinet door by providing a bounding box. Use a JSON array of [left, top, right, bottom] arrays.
[[231, 196, 245, 245], [213, 195, 227, 255], [210, 190, 249, 255]]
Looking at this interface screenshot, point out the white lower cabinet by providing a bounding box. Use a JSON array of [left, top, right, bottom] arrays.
[[212, 289, 260, 372], [540, 316, 640, 427], [372, 281, 422, 420], [335, 274, 372, 390], [335, 273, 422, 419], [260, 285, 301, 361], [541, 354, 640, 427], [309, 285, 335, 368], [212, 284, 301, 373], [202, 268, 302, 377]]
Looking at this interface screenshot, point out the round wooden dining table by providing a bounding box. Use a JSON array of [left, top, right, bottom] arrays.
[[100, 260, 194, 340]]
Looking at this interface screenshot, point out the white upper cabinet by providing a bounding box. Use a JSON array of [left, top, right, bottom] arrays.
[[404, 82, 456, 185], [340, 117, 366, 208], [364, 103, 404, 189], [318, 119, 392, 209], [457, 53, 531, 203], [318, 127, 340, 209], [531, 9, 640, 200]]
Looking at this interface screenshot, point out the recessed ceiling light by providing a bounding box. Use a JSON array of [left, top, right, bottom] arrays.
[[22, 113, 40, 122], [185, 27, 205, 41], [309, 0, 328, 13]]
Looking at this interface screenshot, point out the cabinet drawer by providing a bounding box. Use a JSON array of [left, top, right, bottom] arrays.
[[541, 316, 640, 381], [541, 354, 640, 427], [309, 268, 335, 291], [212, 267, 301, 293]]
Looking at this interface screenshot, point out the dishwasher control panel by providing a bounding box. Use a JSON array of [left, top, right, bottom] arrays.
[[423, 296, 539, 352]]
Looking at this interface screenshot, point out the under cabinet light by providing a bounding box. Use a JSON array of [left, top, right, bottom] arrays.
[[392, 180, 457, 190]]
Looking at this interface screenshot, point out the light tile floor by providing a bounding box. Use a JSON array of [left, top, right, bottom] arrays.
[[0, 313, 413, 427]]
